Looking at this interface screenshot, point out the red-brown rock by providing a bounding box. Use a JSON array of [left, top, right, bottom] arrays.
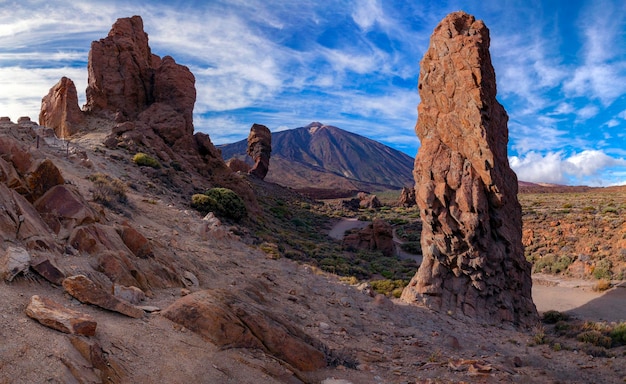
[[85, 15, 153, 118], [226, 158, 251, 173], [25, 295, 97, 336], [117, 222, 153, 258], [247, 124, 272, 180], [34, 185, 100, 239], [400, 12, 537, 327], [62, 274, 144, 318], [25, 159, 65, 202], [162, 289, 327, 372], [343, 219, 395, 257], [39, 76, 85, 138], [398, 187, 416, 207], [153, 55, 196, 136]]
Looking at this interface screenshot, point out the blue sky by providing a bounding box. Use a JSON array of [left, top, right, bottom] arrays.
[[1, 0, 625, 186]]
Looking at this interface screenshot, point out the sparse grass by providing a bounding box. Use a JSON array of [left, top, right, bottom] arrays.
[[88, 173, 128, 207], [592, 279, 612, 292], [370, 279, 407, 298], [132, 152, 161, 168]]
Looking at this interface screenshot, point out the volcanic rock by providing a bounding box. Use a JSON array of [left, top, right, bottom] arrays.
[[162, 289, 327, 372], [1, 246, 31, 282], [85, 15, 153, 118], [39, 77, 84, 138], [25, 295, 97, 336], [246, 123, 271, 180], [343, 219, 394, 257], [153, 55, 196, 137], [25, 159, 65, 202], [399, 187, 416, 207], [357, 192, 381, 209], [62, 274, 144, 318], [400, 12, 537, 326]]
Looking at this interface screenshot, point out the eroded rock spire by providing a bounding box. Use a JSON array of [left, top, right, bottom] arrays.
[[400, 11, 538, 326]]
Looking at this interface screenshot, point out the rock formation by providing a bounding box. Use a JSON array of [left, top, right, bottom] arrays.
[[398, 187, 416, 207], [400, 11, 537, 326], [246, 123, 272, 179], [343, 219, 395, 257], [39, 77, 84, 138]]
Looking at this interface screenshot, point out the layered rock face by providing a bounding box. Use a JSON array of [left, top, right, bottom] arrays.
[[39, 77, 84, 138], [400, 12, 537, 326], [246, 123, 271, 180]]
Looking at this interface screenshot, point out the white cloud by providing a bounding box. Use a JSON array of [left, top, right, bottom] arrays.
[[510, 150, 626, 186], [352, 0, 384, 31], [575, 104, 599, 121]]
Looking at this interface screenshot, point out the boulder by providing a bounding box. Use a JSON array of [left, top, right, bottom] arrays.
[[62, 274, 144, 318], [34, 185, 100, 239], [30, 254, 66, 285], [112, 284, 145, 305], [117, 222, 153, 258], [25, 159, 65, 202], [25, 295, 97, 336], [357, 192, 381, 209], [226, 158, 251, 173], [398, 187, 416, 207], [343, 219, 394, 257], [1, 246, 31, 281], [246, 123, 272, 180], [400, 12, 537, 326], [162, 289, 327, 372], [39, 76, 84, 138]]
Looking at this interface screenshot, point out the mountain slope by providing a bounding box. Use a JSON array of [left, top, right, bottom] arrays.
[[219, 122, 415, 193]]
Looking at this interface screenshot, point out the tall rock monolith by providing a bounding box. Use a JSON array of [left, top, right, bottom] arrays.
[[39, 77, 84, 138], [246, 123, 272, 180], [400, 11, 537, 327]]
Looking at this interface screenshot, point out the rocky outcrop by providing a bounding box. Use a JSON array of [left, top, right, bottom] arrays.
[[25, 295, 97, 336], [400, 12, 537, 326], [85, 15, 154, 118], [62, 274, 144, 318], [39, 77, 84, 138], [92, 16, 259, 215], [343, 219, 394, 257], [162, 289, 327, 372], [246, 124, 271, 180], [398, 187, 416, 207], [357, 192, 381, 209]]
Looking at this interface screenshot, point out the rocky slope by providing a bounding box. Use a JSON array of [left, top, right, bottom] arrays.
[[1, 13, 625, 384], [219, 122, 415, 196]]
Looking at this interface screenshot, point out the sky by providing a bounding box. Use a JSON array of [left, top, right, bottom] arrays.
[[1, 0, 626, 186]]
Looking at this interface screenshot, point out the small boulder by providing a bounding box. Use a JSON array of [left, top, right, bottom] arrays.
[[25, 295, 97, 336], [112, 284, 145, 305], [62, 274, 144, 318], [1, 246, 31, 281]]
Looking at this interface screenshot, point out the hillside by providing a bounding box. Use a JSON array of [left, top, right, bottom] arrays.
[[219, 122, 415, 195]]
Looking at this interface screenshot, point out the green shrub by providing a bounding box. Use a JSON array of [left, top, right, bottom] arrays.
[[542, 310, 569, 324], [370, 279, 407, 297], [593, 259, 613, 280], [191, 187, 247, 221], [577, 330, 612, 348], [132, 152, 161, 168], [609, 323, 626, 346]]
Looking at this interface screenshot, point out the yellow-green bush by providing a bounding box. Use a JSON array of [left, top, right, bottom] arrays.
[[132, 152, 161, 168], [191, 187, 246, 221]]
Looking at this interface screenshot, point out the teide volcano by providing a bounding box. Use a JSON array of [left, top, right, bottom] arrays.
[[219, 122, 414, 196]]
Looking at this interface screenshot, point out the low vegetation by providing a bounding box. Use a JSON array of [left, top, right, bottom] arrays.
[[88, 173, 128, 207], [132, 152, 161, 168], [191, 187, 247, 222], [537, 310, 626, 357]]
